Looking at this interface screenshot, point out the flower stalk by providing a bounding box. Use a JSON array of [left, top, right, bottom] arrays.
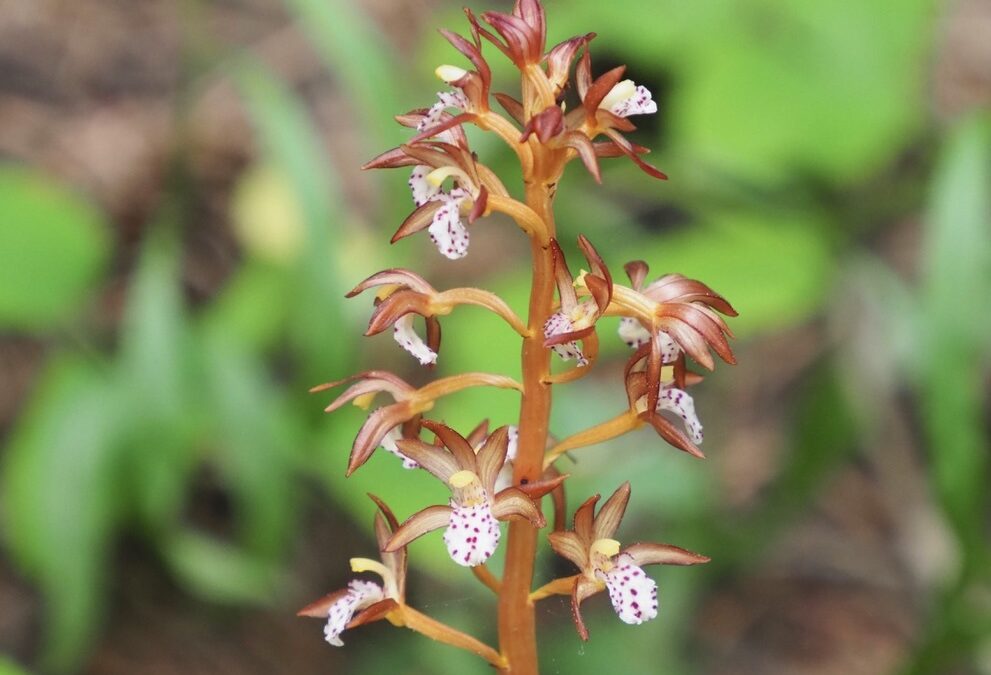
[[300, 2, 736, 672]]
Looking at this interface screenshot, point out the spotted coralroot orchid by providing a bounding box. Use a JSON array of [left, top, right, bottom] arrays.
[[546, 483, 709, 640], [306, 1, 736, 672], [297, 495, 406, 645], [385, 422, 549, 567]]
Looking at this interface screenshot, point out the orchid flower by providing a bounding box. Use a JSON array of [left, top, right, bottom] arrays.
[[311, 371, 522, 475], [543, 235, 613, 369], [547, 483, 709, 640], [347, 268, 529, 366], [384, 422, 545, 567], [624, 350, 707, 457], [298, 495, 407, 646]]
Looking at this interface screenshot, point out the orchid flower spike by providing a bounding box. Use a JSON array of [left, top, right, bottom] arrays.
[[298, 495, 407, 646], [385, 422, 546, 567], [548, 483, 709, 640]]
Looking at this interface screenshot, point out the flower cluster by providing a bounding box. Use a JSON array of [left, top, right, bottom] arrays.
[[300, 0, 736, 668]]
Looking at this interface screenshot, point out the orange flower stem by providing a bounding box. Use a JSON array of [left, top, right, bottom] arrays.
[[472, 563, 502, 595], [529, 575, 579, 602], [401, 605, 506, 669], [497, 180, 557, 675]]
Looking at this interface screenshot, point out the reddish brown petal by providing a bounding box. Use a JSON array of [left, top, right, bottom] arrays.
[[393, 201, 442, 243], [662, 320, 716, 370], [592, 482, 631, 541], [369, 494, 406, 596], [542, 324, 594, 348], [571, 577, 601, 641], [385, 505, 453, 552], [521, 105, 564, 143], [492, 487, 545, 528], [409, 112, 477, 145], [585, 275, 611, 316], [582, 65, 626, 116], [476, 425, 510, 494], [494, 93, 525, 124], [548, 531, 588, 570], [439, 28, 492, 91], [546, 33, 594, 94], [297, 587, 350, 618], [592, 140, 650, 158], [659, 304, 734, 365], [641, 411, 704, 459], [365, 290, 432, 336], [561, 131, 602, 183], [348, 404, 412, 476], [468, 184, 488, 224], [347, 268, 436, 298], [465, 419, 491, 448], [362, 146, 418, 170], [348, 598, 400, 628], [603, 129, 668, 180], [646, 331, 664, 414], [576, 46, 592, 100], [395, 438, 459, 482], [426, 316, 442, 358], [624, 542, 710, 567], [313, 371, 414, 413], [422, 420, 478, 472], [516, 471, 568, 500], [573, 493, 599, 545], [549, 238, 578, 311], [624, 260, 649, 290]]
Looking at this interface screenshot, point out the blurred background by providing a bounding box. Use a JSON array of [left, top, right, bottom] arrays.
[[1, 0, 989, 673]]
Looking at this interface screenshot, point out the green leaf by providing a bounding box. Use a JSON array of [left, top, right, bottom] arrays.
[[1, 356, 123, 672], [233, 59, 354, 378], [0, 656, 32, 675], [281, 0, 409, 144], [0, 167, 109, 329], [163, 530, 282, 605], [918, 114, 991, 566]]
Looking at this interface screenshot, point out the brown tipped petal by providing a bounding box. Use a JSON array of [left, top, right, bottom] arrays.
[[393, 201, 443, 243], [543, 324, 594, 348], [409, 112, 477, 144], [385, 505, 453, 552], [476, 426, 510, 493], [642, 411, 704, 459], [417, 372, 524, 401], [348, 405, 411, 476], [494, 92, 525, 124], [546, 33, 593, 93], [349, 599, 400, 628], [646, 331, 664, 413], [365, 291, 433, 336], [395, 438, 459, 482], [468, 185, 488, 224], [465, 419, 491, 447], [362, 146, 418, 170], [319, 372, 413, 412], [624, 542, 711, 567], [663, 321, 715, 370], [592, 482, 631, 541], [347, 268, 435, 297], [492, 488, 545, 528], [421, 420, 477, 471], [582, 65, 627, 114], [572, 577, 601, 641], [370, 496, 405, 592], [585, 275, 611, 315], [298, 587, 351, 618], [659, 303, 733, 363], [517, 472, 568, 500], [604, 129, 668, 180], [549, 238, 578, 309], [548, 531, 588, 569], [573, 494, 600, 544], [439, 28, 491, 86], [562, 131, 602, 183], [624, 260, 649, 290], [521, 105, 564, 143]]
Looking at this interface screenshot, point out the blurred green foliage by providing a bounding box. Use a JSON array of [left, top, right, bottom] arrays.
[[0, 0, 988, 673]]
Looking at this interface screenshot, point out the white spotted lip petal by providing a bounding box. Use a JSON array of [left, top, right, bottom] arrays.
[[603, 557, 658, 625], [443, 501, 501, 567]]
